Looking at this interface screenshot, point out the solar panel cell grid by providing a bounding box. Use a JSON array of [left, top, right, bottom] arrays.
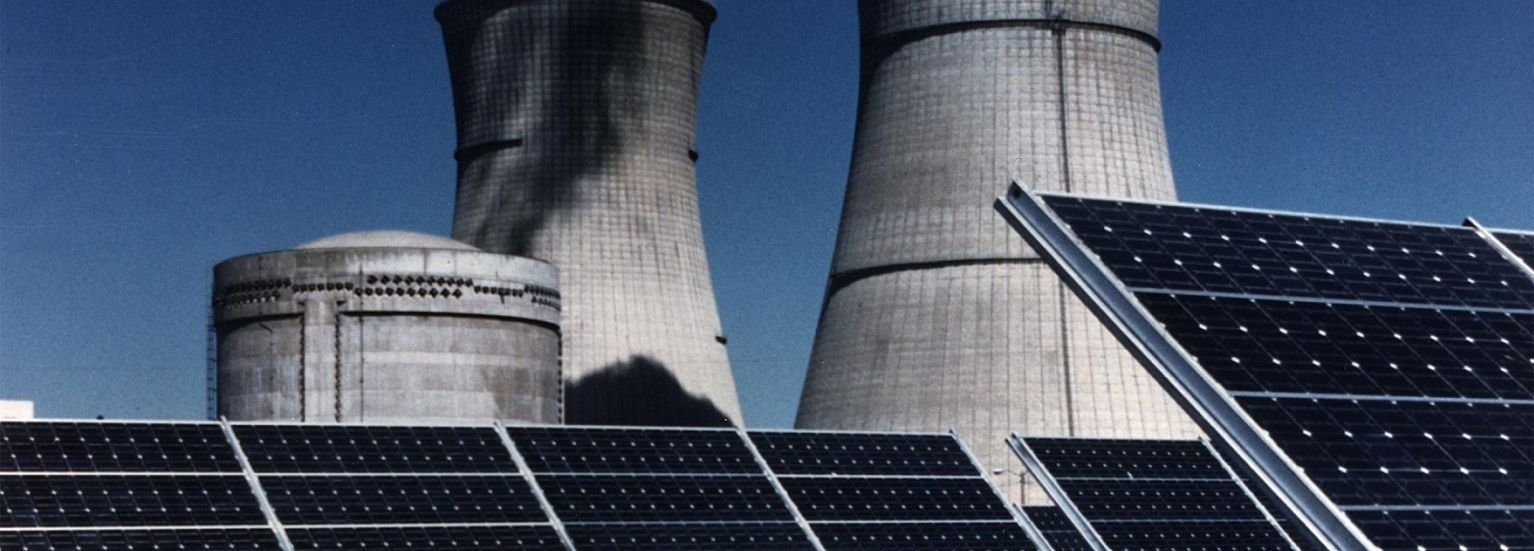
[[747, 431, 976, 476], [0, 474, 267, 528], [0, 422, 240, 473], [1089, 520, 1298, 551], [1022, 437, 1227, 480], [564, 522, 813, 550], [781, 477, 1012, 521], [1021, 506, 1096, 551], [233, 424, 515, 473], [1347, 509, 1534, 551], [0, 528, 282, 550], [539, 474, 792, 523], [507, 427, 759, 474], [286, 525, 566, 550], [814, 521, 1036, 550], [1140, 293, 1534, 400], [1043, 195, 1534, 309], [1057, 478, 1270, 520], [260, 474, 546, 525]]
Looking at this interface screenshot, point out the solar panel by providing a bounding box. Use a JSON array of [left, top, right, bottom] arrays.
[[564, 522, 813, 550], [749, 431, 976, 476], [750, 430, 1041, 551], [1022, 506, 1095, 551], [286, 525, 566, 550], [0, 528, 282, 549], [506, 426, 760, 474], [0, 421, 239, 473], [813, 522, 1038, 550], [234, 424, 515, 473], [1013, 437, 1299, 551], [261, 474, 546, 525], [997, 188, 1534, 551]]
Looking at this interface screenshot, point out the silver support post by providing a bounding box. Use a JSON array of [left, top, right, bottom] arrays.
[[494, 422, 578, 551], [949, 429, 1056, 551], [1007, 434, 1111, 551], [218, 418, 295, 551], [995, 182, 1370, 551], [734, 427, 829, 551], [1200, 437, 1302, 551]]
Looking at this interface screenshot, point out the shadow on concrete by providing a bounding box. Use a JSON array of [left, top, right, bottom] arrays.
[[565, 355, 732, 427]]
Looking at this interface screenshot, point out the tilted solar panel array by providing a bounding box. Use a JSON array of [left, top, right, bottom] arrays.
[[751, 430, 1039, 551], [1021, 506, 1094, 551], [3, 420, 1042, 550], [1013, 192, 1534, 551], [1013, 437, 1301, 551], [0, 421, 282, 549]]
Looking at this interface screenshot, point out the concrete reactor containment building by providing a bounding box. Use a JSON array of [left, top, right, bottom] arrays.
[[213, 231, 561, 425], [436, 0, 741, 426], [796, 0, 1199, 499]]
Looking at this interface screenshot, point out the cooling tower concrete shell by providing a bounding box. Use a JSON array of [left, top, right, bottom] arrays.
[[797, 0, 1198, 501], [213, 231, 561, 425], [436, 0, 740, 426]]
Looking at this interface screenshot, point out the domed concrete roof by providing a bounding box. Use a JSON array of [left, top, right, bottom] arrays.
[[296, 230, 481, 251]]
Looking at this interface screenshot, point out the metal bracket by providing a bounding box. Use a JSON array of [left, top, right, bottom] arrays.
[[494, 421, 578, 551], [1464, 217, 1534, 288], [1007, 434, 1112, 551], [994, 182, 1370, 551], [734, 427, 829, 551], [950, 430, 1057, 551], [219, 418, 295, 551]]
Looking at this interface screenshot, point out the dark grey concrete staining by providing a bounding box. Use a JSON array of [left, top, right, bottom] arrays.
[[213, 231, 561, 424], [438, 0, 741, 426], [798, 0, 1198, 501]]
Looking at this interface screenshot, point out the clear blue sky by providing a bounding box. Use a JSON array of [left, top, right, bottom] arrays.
[[2, 1, 1530, 427]]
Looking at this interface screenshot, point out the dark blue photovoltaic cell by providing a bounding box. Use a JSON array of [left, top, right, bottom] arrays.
[[1056, 479, 1269, 520], [0, 422, 240, 473], [1347, 509, 1534, 551], [1044, 195, 1534, 309], [507, 427, 759, 474], [1238, 397, 1534, 507], [1138, 293, 1534, 400], [261, 474, 546, 525], [234, 424, 515, 473], [1090, 520, 1297, 551], [0, 529, 281, 549], [814, 522, 1036, 550], [747, 431, 976, 476], [780, 477, 1011, 521], [1022, 506, 1094, 551], [1022, 437, 1227, 480], [0, 475, 266, 527], [566, 522, 813, 550], [287, 525, 565, 550], [1492, 231, 1534, 270], [539, 474, 791, 523]]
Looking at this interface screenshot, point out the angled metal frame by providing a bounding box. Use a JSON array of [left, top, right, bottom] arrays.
[[1466, 217, 1534, 287], [1199, 437, 1303, 551], [995, 182, 1369, 551], [951, 430, 1056, 551], [734, 427, 829, 551], [494, 421, 577, 551], [219, 417, 296, 551], [1006, 435, 1110, 551]]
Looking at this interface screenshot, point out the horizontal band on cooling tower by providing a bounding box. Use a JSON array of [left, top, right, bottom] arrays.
[[434, 0, 717, 26], [824, 257, 1050, 297], [866, 18, 1162, 55], [452, 139, 524, 162]]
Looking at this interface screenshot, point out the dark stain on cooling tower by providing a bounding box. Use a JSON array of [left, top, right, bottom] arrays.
[[566, 355, 733, 427], [443, 0, 647, 255]]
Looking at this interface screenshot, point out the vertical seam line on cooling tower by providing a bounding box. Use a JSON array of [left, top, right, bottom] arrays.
[[1051, 11, 1077, 434], [298, 306, 306, 421], [333, 309, 343, 422]]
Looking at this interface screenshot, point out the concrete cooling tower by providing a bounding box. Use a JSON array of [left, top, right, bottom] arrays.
[[796, 0, 1199, 499], [213, 231, 561, 424], [436, 0, 740, 426]]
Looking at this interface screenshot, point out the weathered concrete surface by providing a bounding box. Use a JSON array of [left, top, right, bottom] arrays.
[[437, 0, 740, 426], [213, 231, 561, 425], [797, 0, 1199, 501]]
